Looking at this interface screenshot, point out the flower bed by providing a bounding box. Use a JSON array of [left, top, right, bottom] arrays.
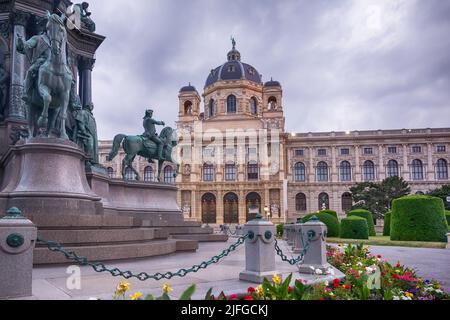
[[112, 244, 449, 301]]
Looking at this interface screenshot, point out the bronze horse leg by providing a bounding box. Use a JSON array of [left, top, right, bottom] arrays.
[[37, 83, 51, 136]]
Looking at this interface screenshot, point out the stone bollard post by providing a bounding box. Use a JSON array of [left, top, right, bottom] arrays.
[[297, 216, 331, 274], [0, 207, 37, 299], [239, 214, 278, 283], [235, 225, 243, 236], [282, 225, 288, 240], [292, 223, 304, 253], [287, 224, 295, 246], [447, 233, 450, 249]]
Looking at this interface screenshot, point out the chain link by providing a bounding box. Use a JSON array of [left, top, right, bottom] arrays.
[[274, 232, 314, 265], [36, 234, 249, 281]]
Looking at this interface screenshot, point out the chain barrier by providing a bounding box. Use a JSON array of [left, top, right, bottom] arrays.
[[274, 231, 315, 265], [36, 233, 249, 281]]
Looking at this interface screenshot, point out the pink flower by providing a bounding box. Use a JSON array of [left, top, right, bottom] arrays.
[[229, 294, 238, 300]]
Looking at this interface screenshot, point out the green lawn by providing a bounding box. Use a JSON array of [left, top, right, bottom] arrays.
[[327, 235, 447, 249]]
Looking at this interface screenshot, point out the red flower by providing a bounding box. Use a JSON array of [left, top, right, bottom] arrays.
[[377, 255, 382, 258], [247, 287, 255, 293], [392, 274, 398, 280], [288, 286, 293, 293], [333, 279, 341, 288], [244, 295, 253, 300], [319, 297, 325, 301], [396, 262, 401, 268], [344, 284, 351, 290], [229, 294, 238, 299]]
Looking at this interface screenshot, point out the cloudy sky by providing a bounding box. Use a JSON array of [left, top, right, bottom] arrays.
[[87, 0, 450, 140]]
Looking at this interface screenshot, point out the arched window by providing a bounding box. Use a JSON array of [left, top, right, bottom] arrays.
[[316, 161, 328, 182], [268, 96, 277, 110], [295, 193, 307, 211], [318, 192, 329, 210], [342, 192, 353, 212], [412, 159, 423, 180], [340, 161, 351, 181], [184, 100, 193, 115], [144, 166, 154, 182], [107, 167, 114, 179], [203, 163, 214, 181], [164, 166, 175, 184], [247, 161, 258, 180], [125, 166, 134, 180], [387, 160, 399, 177], [436, 159, 448, 180], [227, 95, 237, 113], [224, 162, 236, 181], [363, 160, 375, 181], [250, 97, 257, 115], [294, 162, 306, 182], [208, 99, 215, 117]]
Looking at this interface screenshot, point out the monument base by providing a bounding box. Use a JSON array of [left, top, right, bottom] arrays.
[[297, 262, 332, 274]]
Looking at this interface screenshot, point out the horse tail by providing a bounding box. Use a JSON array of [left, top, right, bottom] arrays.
[[107, 134, 126, 161]]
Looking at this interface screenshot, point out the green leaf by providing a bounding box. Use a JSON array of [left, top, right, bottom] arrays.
[[179, 284, 196, 301], [157, 293, 171, 300], [144, 294, 155, 300], [217, 292, 227, 300], [280, 274, 293, 299], [204, 288, 213, 300]]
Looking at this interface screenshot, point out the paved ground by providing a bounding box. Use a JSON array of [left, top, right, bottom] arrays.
[[24, 239, 449, 300]]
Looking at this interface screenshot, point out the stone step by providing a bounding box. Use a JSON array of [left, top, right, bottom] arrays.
[[171, 234, 229, 242], [160, 226, 214, 235], [37, 228, 169, 246], [33, 239, 198, 265], [140, 220, 202, 227], [26, 213, 139, 229]]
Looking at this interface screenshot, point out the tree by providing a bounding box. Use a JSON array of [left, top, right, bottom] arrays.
[[350, 177, 411, 219], [427, 184, 450, 210]]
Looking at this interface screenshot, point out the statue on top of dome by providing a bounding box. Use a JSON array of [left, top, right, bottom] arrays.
[[231, 36, 236, 50]]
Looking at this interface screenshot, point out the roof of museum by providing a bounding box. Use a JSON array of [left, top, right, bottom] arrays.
[[205, 43, 263, 88]]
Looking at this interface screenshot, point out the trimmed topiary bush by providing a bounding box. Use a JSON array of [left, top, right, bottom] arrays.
[[276, 224, 284, 237], [320, 210, 338, 219], [390, 195, 448, 242], [446, 211, 450, 227], [347, 209, 376, 236], [302, 212, 340, 237], [383, 212, 391, 236], [340, 216, 369, 239]]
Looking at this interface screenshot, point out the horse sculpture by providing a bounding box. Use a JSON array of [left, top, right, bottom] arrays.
[[107, 127, 179, 182], [17, 12, 73, 138]]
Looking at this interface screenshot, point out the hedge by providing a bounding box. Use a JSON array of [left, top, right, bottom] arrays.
[[347, 209, 376, 236], [383, 212, 391, 236], [390, 195, 448, 242], [340, 216, 369, 239], [446, 211, 450, 227], [320, 210, 338, 219], [301, 212, 340, 237], [276, 224, 284, 237]]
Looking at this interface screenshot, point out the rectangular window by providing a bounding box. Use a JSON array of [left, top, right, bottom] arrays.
[[340, 148, 350, 155], [247, 163, 259, 180], [363, 147, 373, 155], [317, 149, 327, 156], [295, 149, 304, 157], [224, 164, 236, 181], [202, 147, 214, 158], [412, 146, 422, 153], [248, 147, 257, 155], [387, 146, 397, 154], [437, 145, 446, 153], [203, 165, 214, 182]]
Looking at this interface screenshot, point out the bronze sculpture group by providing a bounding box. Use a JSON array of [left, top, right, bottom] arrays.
[[13, 9, 178, 182]]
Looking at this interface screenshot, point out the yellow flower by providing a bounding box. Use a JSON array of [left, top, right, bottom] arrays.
[[405, 292, 413, 298], [115, 281, 131, 295], [162, 283, 173, 294], [395, 269, 401, 273], [130, 292, 143, 300], [272, 273, 282, 286], [255, 285, 264, 297]]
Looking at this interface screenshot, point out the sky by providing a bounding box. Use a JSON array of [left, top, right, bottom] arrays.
[[87, 0, 450, 140]]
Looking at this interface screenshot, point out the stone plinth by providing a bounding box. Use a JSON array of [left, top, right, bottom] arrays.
[[87, 172, 182, 223], [0, 208, 37, 299], [0, 138, 102, 215]]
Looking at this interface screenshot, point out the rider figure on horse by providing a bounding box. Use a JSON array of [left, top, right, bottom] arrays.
[[142, 109, 165, 161]]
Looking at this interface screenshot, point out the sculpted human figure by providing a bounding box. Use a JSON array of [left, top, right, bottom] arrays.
[[75, 2, 96, 32], [73, 102, 99, 164], [142, 109, 165, 161]]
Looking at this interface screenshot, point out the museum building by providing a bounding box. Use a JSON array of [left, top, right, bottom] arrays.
[[99, 43, 450, 224]]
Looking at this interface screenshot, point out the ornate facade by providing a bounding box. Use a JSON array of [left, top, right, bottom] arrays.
[[99, 42, 450, 224]]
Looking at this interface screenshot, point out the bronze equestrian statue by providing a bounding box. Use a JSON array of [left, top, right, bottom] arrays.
[[107, 109, 179, 182]]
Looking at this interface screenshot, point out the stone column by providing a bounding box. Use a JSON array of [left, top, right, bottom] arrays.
[[78, 57, 95, 107], [354, 145, 361, 182], [8, 12, 30, 119], [378, 144, 385, 180], [331, 146, 337, 182], [402, 144, 409, 180], [427, 143, 433, 181]]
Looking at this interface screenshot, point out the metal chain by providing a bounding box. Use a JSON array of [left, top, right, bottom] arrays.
[[36, 234, 249, 281], [274, 232, 314, 265]]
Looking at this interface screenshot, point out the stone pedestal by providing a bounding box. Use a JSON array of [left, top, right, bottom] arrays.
[[297, 217, 331, 274], [292, 223, 304, 253], [447, 233, 450, 249], [0, 207, 37, 299], [0, 138, 102, 215], [239, 216, 278, 283]]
